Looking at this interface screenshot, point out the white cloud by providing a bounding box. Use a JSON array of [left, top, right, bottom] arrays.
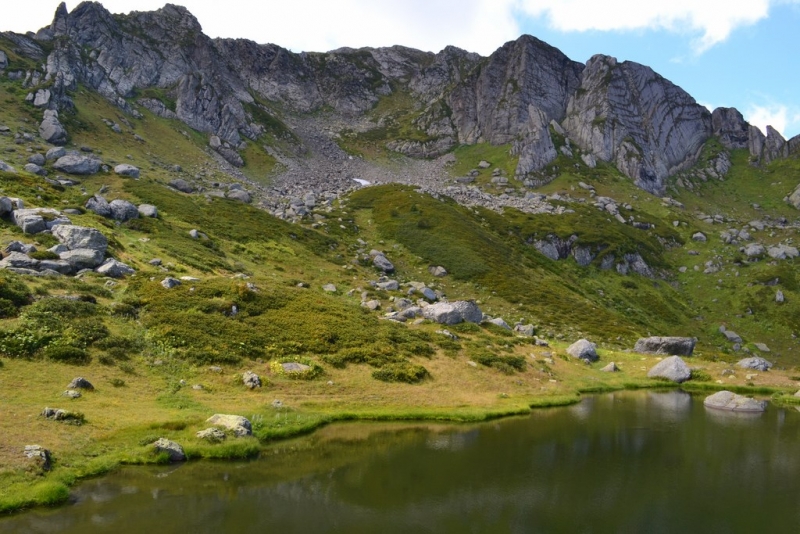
[[2, 0, 797, 57], [743, 103, 800, 138], [515, 0, 785, 53]]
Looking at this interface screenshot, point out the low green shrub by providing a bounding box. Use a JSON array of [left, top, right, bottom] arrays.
[[29, 251, 60, 261], [270, 357, 324, 380], [690, 369, 712, 382], [372, 362, 429, 383], [472, 351, 527, 374], [42, 345, 89, 364]]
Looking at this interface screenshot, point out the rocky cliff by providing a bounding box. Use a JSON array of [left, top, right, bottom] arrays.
[[2, 1, 797, 194]]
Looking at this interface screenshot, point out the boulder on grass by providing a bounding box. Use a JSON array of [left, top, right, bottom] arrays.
[[206, 414, 252, 437], [53, 154, 100, 175], [114, 164, 140, 178], [52, 225, 108, 254], [566, 339, 598, 362], [647, 356, 691, 383], [634, 336, 696, 356], [153, 438, 186, 462], [422, 300, 482, 324], [95, 258, 135, 278]]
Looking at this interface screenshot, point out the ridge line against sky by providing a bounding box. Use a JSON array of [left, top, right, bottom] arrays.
[[2, 0, 800, 138]]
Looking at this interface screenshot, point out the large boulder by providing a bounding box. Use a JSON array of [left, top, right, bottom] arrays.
[[566, 339, 598, 362], [789, 184, 800, 210], [422, 300, 483, 324], [206, 414, 252, 437], [39, 109, 67, 145], [634, 337, 696, 356], [53, 154, 101, 175], [737, 357, 772, 372], [85, 195, 112, 217], [52, 225, 108, 254], [109, 199, 139, 221], [11, 209, 49, 234], [59, 248, 105, 269], [169, 178, 195, 193], [372, 253, 395, 273], [226, 189, 251, 203], [703, 391, 767, 413], [0, 252, 40, 270], [152, 438, 186, 462], [647, 355, 691, 383], [114, 164, 140, 178]]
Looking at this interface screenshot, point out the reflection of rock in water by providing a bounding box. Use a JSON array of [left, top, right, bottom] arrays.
[[647, 391, 692, 422], [569, 396, 596, 420], [425, 430, 479, 451], [704, 406, 765, 427]]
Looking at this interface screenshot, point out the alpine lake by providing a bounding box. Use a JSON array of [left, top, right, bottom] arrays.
[[2, 390, 799, 533]]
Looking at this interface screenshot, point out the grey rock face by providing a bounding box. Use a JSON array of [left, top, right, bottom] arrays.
[[53, 154, 100, 175], [46, 146, 67, 160], [206, 414, 252, 437], [11, 209, 50, 234], [703, 391, 766, 413], [566, 339, 598, 362], [634, 337, 696, 356], [114, 164, 140, 178], [0, 196, 13, 216], [28, 154, 46, 166], [647, 356, 691, 383], [563, 55, 711, 194], [0, 161, 16, 173], [422, 300, 482, 324], [153, 438, 186, 462], [39, 109, 68, 145], [711, 107, 750, 150], [52, 225, 108, 254], [0, 50, 7, 69], [737, 357, 772, 372]]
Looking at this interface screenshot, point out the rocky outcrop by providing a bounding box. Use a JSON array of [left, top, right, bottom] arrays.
[[563, 55, 711, 195], [711, 107, 749, 150]]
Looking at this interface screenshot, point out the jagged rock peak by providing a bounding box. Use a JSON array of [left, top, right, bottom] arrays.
[[563, 54, 711, 194], [712, 107, 749, 150]]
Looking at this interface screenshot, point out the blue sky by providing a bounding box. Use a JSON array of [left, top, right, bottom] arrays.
[[3, 1, 799, 138]]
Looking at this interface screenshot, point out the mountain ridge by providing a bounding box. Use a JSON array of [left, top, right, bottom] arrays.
[[2, 1, 796, 195]]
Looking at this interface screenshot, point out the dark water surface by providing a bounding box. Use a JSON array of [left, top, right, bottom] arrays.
[[3, 390, 800, 533]]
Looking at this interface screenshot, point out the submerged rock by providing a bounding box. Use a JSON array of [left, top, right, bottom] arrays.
[[703, 391, 767, 413]]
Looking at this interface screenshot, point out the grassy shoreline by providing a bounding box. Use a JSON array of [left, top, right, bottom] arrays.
[[2, 349, 796, 516]]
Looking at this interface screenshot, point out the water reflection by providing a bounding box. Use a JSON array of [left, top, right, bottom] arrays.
[[2, 390, 799, 533]]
